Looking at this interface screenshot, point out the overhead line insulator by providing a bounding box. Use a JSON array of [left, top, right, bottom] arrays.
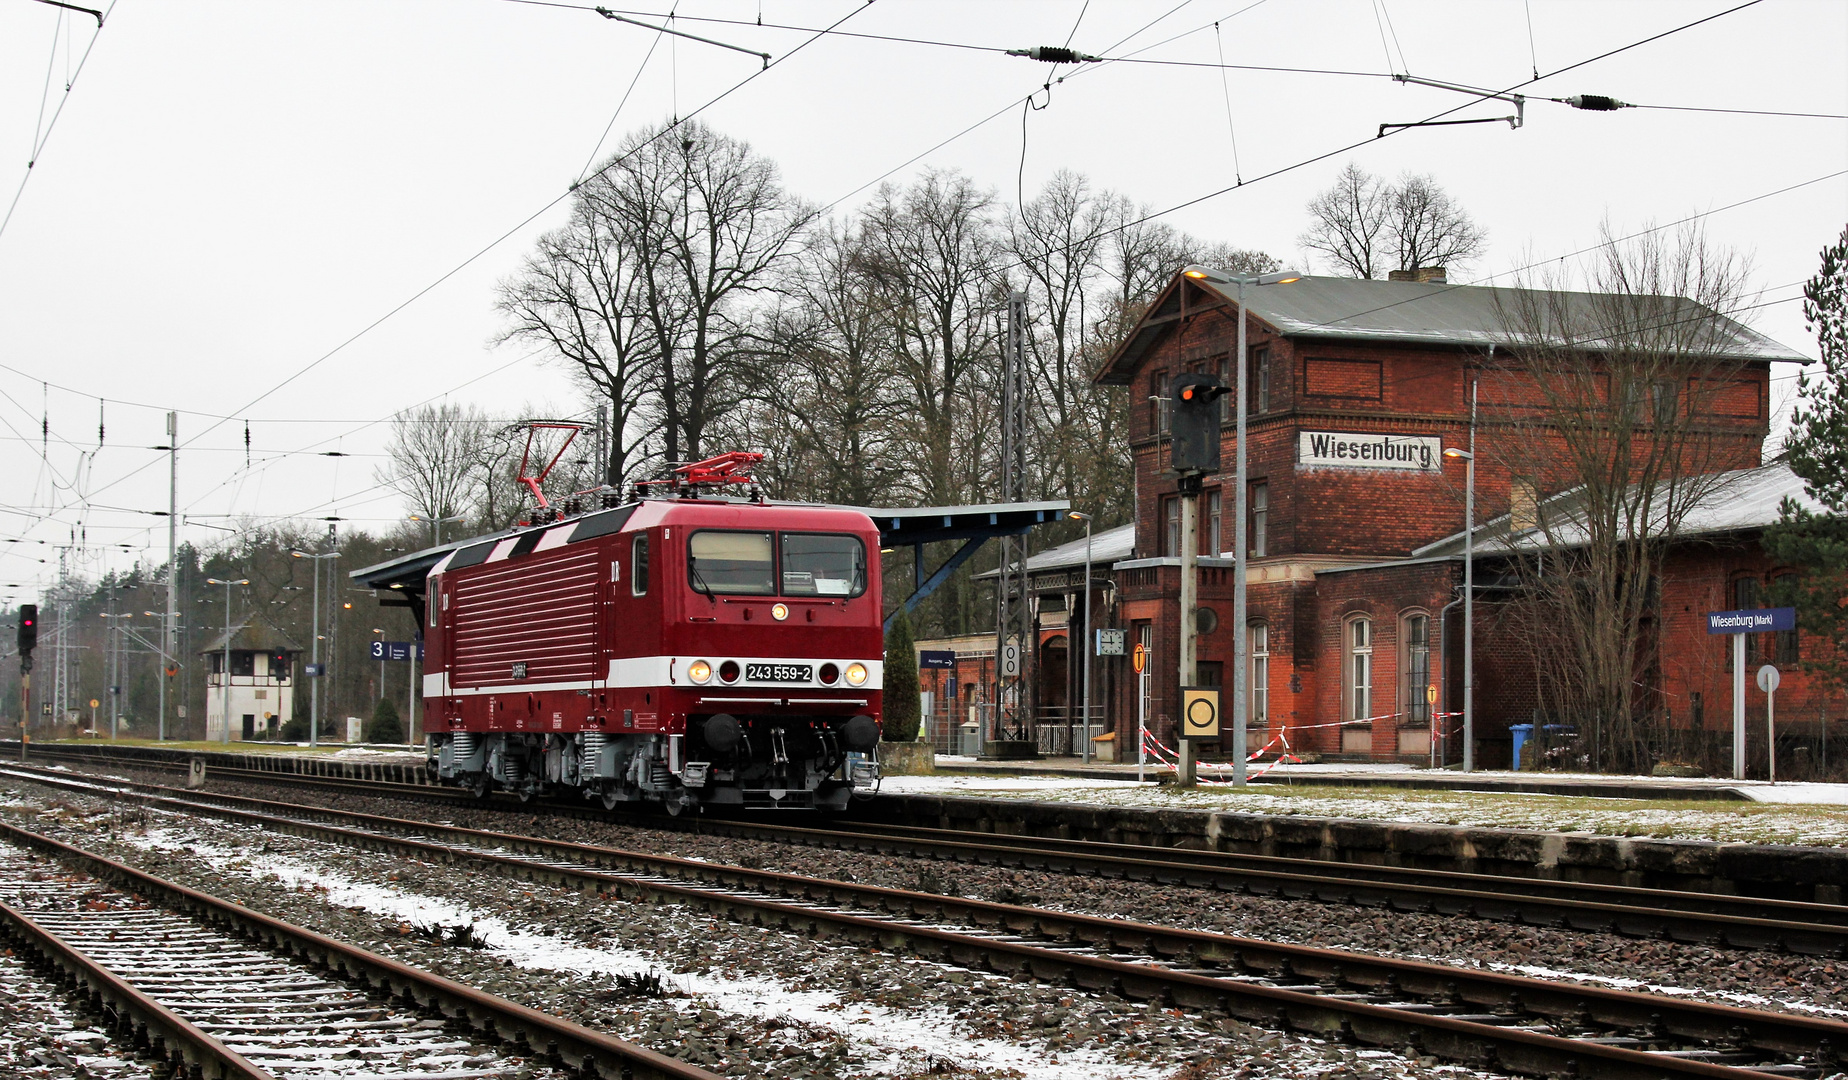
[[1565, 95, 1631, 111], [1006, 46, 1100, 64]]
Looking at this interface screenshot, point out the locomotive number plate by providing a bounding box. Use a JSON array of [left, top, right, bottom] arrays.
[[746, 663, 811, 683]]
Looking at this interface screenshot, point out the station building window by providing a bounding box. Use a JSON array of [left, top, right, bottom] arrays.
[[1249, 482, 1268, 557], [1162, 496, 1180, 557], [1346, 617, 1373, 722], [1248, 621, 1269, 727], [1151, 368, 1170, 434], [1206, 489, 1223, 556], [1252, 347, 1271, 413], [1401, 614, 1430, 724]]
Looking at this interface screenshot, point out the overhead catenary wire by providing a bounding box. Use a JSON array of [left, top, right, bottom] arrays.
[[0, 0, 117, 246], [61, 0, 878, 517]]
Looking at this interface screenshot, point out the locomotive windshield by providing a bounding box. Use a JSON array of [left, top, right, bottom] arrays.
[[688, 530, 775, 594], [781, 533, 866, 598], [686, 530, 866, 598]]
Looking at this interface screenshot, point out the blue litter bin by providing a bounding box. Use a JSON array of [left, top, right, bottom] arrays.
[[1509, 723, 1535, 771]]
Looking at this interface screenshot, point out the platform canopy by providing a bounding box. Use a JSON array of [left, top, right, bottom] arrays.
[[349, 498, 1072, 632]]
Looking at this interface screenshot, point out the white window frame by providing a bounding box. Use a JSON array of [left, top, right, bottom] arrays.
[[1401, 613, 1429, 724], [1250, 481, 1268, 558], [1348, 617, 1373, 723], [1248, 621, 1269, 727]]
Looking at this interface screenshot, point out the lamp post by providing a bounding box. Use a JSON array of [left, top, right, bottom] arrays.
[[410, 514, 467, 547], [205, 578, 248, 744], [1442, 445, 1476, 772], [1068, 511, 1093, 764], [99, 612, 132, 740], [1182, 265, 1301, 786], [291, 550, 341, 747]]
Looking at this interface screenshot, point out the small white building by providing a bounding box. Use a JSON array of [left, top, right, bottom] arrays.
[[201, 619, 303, 742]]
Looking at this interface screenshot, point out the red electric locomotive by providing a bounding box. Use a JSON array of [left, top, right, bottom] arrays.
[[371, 454, 884, 812]]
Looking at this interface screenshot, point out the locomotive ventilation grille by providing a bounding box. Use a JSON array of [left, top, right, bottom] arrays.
[[450, 547, 601, 687]]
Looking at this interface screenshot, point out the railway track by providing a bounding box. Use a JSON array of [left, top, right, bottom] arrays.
[[8, 762, 1846, 1080], [18, 746, 1848, 959], [0, 817, 721, 1080]]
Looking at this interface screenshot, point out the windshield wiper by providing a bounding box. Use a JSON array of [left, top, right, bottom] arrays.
[[688, 556, 716, 603]]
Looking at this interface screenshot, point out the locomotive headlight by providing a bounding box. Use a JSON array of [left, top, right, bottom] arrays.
[[689, 659, 713, 684], [771, 603, 789, 621], [844, 662, 868, 686]]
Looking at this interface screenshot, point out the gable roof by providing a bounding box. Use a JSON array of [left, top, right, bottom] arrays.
[[199, 616, 304, 656], [1094, 272, 1808, 386], [1412, 461, 1823, 559]]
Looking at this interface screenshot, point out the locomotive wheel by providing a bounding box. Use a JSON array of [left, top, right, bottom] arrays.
[[466, 773, 490, 800], [663, 795, 686, 817], [600, 789, 621, 811], [516, 786, 535, 804]]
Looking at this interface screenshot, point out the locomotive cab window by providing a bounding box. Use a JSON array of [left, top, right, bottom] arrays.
[[688, 530, 775, 595], [631, 534, 649, 596], [781, 533, 866, 597]]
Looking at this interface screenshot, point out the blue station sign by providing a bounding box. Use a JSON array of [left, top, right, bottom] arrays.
[[1705, 608, 1796, 635], [369, 640, 425, 661], [918, 650, 956, 669]]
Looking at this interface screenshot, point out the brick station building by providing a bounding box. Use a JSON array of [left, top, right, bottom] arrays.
[[1084, 268, 1826, 768]]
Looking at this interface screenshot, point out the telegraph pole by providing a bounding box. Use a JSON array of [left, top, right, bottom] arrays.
[[993, 291, 1033, 748], [162, 410, 178, 741]]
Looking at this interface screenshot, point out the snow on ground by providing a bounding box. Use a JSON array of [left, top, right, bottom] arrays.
[[120, 825, 1162, 1080], [884, 771, 1848, 847]]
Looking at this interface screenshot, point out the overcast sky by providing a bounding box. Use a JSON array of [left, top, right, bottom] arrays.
[[1, 0, 1843, 603]]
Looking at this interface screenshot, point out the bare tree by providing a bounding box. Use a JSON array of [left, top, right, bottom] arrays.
[[1300, 164, 1484, 277], [1299, 163, 1393, 278], [1390, 173, 1486, 275], [496, 194, 660, 488], [747, 218, 907, 506], [377, 403, 498, 532], [586, 119, 808, 465], [1485, 222, 1760, 770], [857, 169, 1002, 509]]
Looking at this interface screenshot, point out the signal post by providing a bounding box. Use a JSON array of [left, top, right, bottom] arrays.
[[1170, 375, 1229, 788], [17, 604, 36, 761]]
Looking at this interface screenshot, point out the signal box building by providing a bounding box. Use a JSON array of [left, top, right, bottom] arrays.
[[202, 618, 302, 741], [1089, 269, 1821, 767]]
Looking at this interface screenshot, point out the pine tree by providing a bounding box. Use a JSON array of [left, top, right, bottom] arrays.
[[881, 610, 921, 742], [1766, 226, 1848, 690], [364, 697, 403, 744]]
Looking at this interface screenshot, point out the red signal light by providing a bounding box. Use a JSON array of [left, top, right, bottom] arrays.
[[1180, 387, 1196, 401]]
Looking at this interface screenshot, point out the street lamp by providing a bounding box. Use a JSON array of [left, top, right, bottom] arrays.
[[1068, 510, 1093, 764], [99, 612, 133, 740], [291, 549, 341, 747], [205, 578, 249, 744], [409, 514, 468, 547], [1442, 446, 1476, 772], [1182, 265, 1302, 786]]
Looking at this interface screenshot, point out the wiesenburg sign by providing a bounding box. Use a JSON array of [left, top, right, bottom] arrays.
[[1705, 607, 1795, 780]]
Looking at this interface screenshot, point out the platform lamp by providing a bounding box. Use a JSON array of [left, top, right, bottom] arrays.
[[205, 578, 249, 744], [1441, 445, 1476, 772], [1068, 511, 1093, 764], [410, 513, 468, 547], [1181, 265, 1301, 785], [291, 549, 341, 749]]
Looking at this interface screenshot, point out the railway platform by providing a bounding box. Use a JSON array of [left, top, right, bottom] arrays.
[[927, 754, 1816, 802]]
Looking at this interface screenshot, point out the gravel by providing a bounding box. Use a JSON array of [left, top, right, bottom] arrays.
[[2, 771, 1505, 1080], [159, 770, 1848, 1024]]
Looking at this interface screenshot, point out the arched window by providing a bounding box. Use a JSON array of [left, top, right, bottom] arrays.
[[1402, 614, 1430, 725], [1248, 622, 1269, 727], [1347, 617, 1373, 722]]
